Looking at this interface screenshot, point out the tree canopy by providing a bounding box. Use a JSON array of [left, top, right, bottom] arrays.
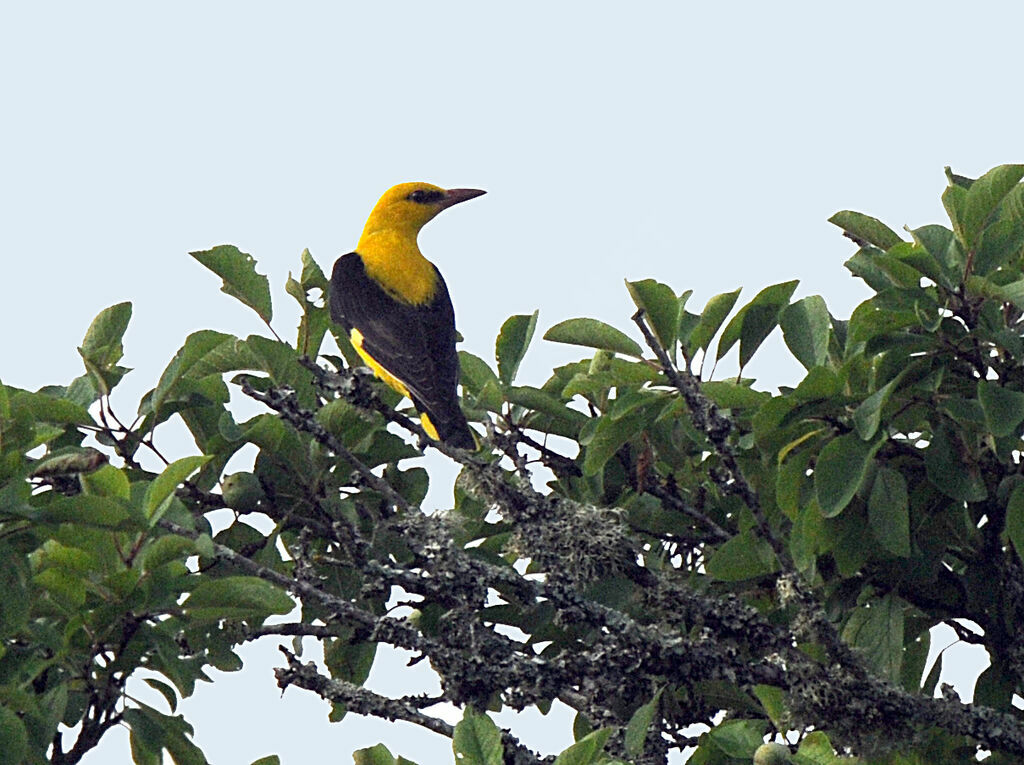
[[4, 165, 1024, 764]]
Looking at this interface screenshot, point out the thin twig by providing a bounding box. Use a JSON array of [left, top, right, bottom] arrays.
[[645, 483, 731, 542], [240, 380, 415, 514], [632, 310, 777, 554]]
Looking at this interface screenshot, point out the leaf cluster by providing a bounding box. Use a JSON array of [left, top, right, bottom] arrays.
[[4, 168, 1024, 764]]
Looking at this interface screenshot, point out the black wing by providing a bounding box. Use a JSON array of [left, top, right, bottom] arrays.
[[328, 252, 473, 447]]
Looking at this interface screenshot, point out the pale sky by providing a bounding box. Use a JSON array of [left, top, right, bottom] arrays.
[[1, 3, 1019, 763]]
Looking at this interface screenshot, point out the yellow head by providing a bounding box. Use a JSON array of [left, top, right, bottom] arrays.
[[359, 182, 486, 241]]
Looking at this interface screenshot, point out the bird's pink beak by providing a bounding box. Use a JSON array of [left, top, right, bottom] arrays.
[[439, 188, 486, 210]]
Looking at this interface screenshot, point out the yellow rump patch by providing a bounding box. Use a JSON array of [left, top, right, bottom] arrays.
[[350, 328, 442, 441]]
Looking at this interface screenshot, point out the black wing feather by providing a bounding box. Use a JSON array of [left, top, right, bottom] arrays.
[[329, 252, 473, 447]]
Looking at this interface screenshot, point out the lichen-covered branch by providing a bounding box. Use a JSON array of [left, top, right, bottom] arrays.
[[274, 646, 456, 738], [229, 365, 1024, 760]]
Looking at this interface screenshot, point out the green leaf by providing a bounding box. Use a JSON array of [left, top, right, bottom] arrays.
[[453, 710, 502, 765], [79, 302, 133, 394], [143, 535, 196, 571], [941, 183, 967, 247], [716, 281, 799, 366], [1006, 485, 1024, 566], [922, 649, 943, 698], [975, 661, 1015, 712], [946, 166, 976, 188], [706, 530, 779, 581], [354, 744, 397, 765], [495, 311, 538, 385], [144, 677, 180, 713], [626, 279, 678, 356], [828, 210, 904, 250], [974, 212, 1024, 275], [552, 728, 612, 765], [582, 407, 655, 477], [0, 705, 28, 765], [39, 494, 137, 528], [460, 351, 500, 393], [844, 246, 923, 292], [814, 433, 878, 517], [146, 330, 237, 417], [325, 640, 377, 686], [144, 456, 211, 522], [183, 335, 261, 380], [184, 576, 294, 622], [297, 247, 328, 286], [707, 718, 767, 757], [12, 390, 93, 426], [777, 446, 814, 519], [504, 386, 588, 427], [901, 631, 931, 694], [779, 296, 830, 370], [908, 225, 963, 287], [130, 727, 162, 765], [925, 423, 987, 503], [868, 467, 910, 557], [81, 463, 131, 500], [34, 567, 86, 607], [795, 731, 839, 763], [246, 335, 309, 393], [677, 312, 700, 351], [978, 380, 1024, 438], [288, 265, 331, 357], [791, 367, 840, 402], [961, 164, 1024, 249], [0, 544, 30, 637], [624, 688, 662, 758], [191, 245, 273, 323], [995, 277, 1024, 310], [841, 593, 905, 683], [684, 288, 740, 356], [80, 301, 133, 369], [853, 376, 900, 441], [543, 318, 643, 358], [753, 685, 787, 730], [123, 705, 208, 765], [701, 381, 770, 410]]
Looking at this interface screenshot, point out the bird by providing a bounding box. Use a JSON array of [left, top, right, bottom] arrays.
[[328, 182, 484, 449]]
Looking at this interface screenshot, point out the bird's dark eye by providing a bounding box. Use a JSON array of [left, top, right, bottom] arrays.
[[407, 189, 444, 204]]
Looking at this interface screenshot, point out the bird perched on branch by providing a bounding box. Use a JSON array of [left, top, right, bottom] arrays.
[[328, 182, 484, 449]]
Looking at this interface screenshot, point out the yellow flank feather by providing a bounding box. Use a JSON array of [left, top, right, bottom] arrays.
[[418, 412, 441, 441], [355, 182, 449, 306], [350, 328, 410, 397], [349, 328, 442, 440]]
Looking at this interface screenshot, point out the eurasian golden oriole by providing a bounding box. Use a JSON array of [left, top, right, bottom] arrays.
[[328, 182, 483, 448]]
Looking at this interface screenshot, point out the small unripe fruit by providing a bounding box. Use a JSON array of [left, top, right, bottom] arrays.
[[753, 742, 792, 765], [221, 472, 265, 512]]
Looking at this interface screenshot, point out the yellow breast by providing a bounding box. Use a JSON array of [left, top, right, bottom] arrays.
[[356, 230, 438, 306]]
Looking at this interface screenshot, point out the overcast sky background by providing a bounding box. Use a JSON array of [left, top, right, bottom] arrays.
[[2, 2, 1021, 763]]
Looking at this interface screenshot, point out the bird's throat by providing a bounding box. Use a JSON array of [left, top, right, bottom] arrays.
[[356, 230, 438, 305]]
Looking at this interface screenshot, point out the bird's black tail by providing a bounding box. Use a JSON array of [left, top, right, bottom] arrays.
[[438, 419, 477, 450]]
